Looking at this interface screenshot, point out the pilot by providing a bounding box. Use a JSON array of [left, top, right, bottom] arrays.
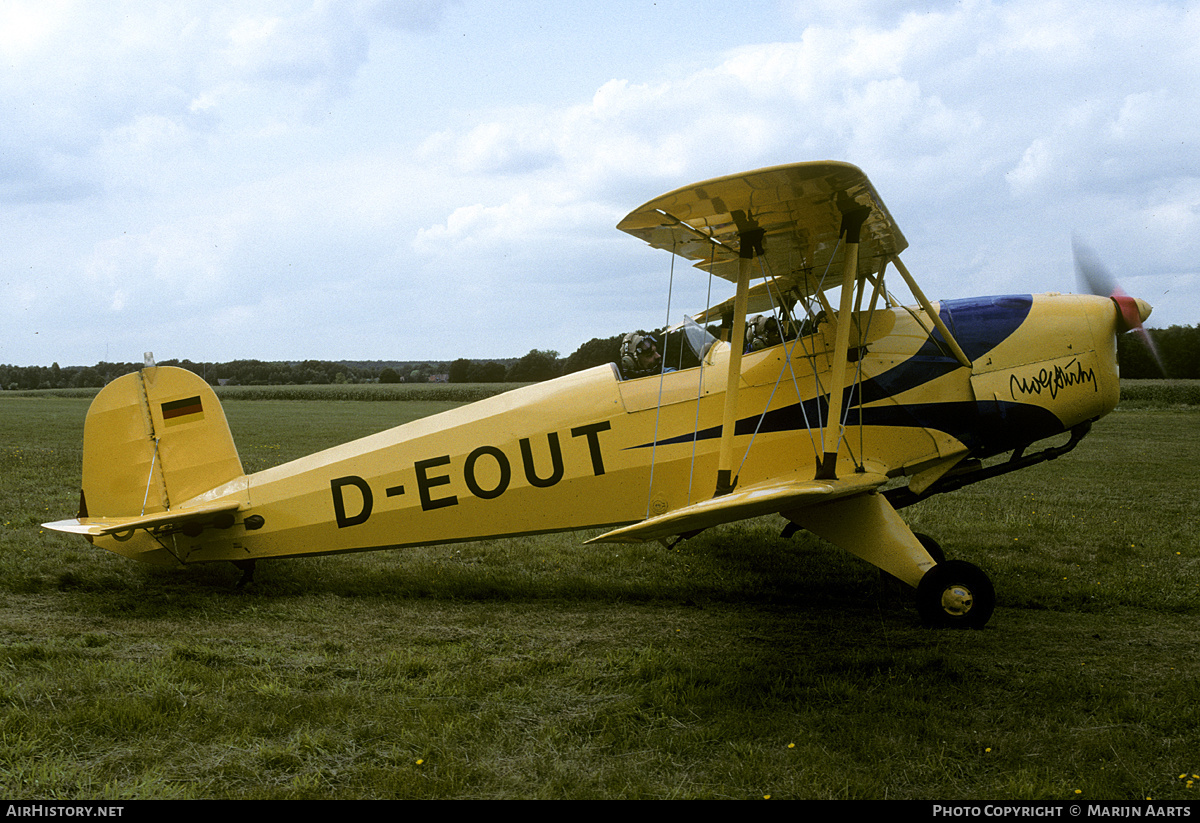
[[619, 332, 670, 379], [746, 314, 785, 352]]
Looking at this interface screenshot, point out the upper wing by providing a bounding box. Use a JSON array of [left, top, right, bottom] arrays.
[[616, 161, 906, 300], [587, 471, 887, 544]]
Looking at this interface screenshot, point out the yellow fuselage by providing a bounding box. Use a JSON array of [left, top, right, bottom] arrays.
[[89, 291, 1122, 566]]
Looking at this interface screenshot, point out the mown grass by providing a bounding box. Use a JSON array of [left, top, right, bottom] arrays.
[[1, 387, 1198, 799]]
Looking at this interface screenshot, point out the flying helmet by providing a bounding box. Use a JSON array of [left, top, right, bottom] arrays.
[[620, 332, 660, 377], [746, 314, 784, 351]]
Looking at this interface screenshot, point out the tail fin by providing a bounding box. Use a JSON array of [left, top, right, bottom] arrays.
[[80, 366, 243, 518]]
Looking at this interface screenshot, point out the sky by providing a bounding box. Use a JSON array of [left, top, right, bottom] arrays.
[[3, 0, 1198, 367]]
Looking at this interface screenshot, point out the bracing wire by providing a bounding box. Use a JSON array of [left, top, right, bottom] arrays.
[[686, 243, 718, 505], [733, 237, 853, 480], [778, 300, 825, 462], [734, 267, 786, 479], [644, 242, 676, 519], [854, 261, 889, 468], [141, 438, 160, 516], [794, 237, 842, 444], [758, 265, 820, 459]]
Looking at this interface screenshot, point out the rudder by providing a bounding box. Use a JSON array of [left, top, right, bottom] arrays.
[[81, 366, 244, 518]]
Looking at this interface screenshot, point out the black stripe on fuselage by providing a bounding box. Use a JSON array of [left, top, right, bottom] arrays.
[[627, 295, 1057, 455]]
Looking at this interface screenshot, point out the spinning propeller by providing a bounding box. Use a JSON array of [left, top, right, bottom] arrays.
[[1072, 236, 1164, 375]]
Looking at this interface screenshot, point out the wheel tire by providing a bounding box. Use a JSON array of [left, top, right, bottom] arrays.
[[916, 560, 995, 629]]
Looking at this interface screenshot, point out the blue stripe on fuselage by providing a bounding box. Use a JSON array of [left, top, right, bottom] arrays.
[[857, 294, 1033, 404]]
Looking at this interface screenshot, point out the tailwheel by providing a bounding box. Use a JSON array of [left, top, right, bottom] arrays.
[[916, 560, 995, 629], [233, 559, 257, 589]]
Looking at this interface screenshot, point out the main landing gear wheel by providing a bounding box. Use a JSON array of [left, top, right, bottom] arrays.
[[916, 560, 995, 629]]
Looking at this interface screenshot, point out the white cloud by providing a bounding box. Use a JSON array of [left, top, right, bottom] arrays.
[[1007, 138, 1056, 197], [3, 0, 1200, 366]]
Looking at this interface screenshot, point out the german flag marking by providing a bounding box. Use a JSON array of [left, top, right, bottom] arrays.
[[161, 395, 204, 427]]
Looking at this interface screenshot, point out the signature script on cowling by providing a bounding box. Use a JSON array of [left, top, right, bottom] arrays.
[[1009, 358, 1097, 401]]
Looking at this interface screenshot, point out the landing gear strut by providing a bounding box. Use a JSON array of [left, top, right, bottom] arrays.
[[913, 532, 946, 564], [781, 517, 996, 628]]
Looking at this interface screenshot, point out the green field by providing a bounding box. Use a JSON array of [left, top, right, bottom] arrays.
[[1, 383, 1198, 799]]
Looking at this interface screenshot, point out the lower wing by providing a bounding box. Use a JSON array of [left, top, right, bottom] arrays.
[[588, 472, 887, 543]]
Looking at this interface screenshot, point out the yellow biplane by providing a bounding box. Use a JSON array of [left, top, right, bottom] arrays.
[[45, 161, 1153, 628]]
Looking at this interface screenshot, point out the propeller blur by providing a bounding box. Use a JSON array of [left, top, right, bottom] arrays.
[[1073, 235, 1163, 374]]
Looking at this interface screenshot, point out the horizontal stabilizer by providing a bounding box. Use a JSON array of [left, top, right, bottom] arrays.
[[588, 472, 886, 544], [43, 500, 242, 538]]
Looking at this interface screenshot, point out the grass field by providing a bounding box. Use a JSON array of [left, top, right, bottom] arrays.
[[1, 382, 1198, 799]]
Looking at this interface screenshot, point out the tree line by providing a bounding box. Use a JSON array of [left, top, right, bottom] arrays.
[[0, 338, 626, 391], [1116, 325, 1200, 379], [0, 358, 465, 391], [437, 323, 1200, 383], [3, 324, 1196, 391]]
